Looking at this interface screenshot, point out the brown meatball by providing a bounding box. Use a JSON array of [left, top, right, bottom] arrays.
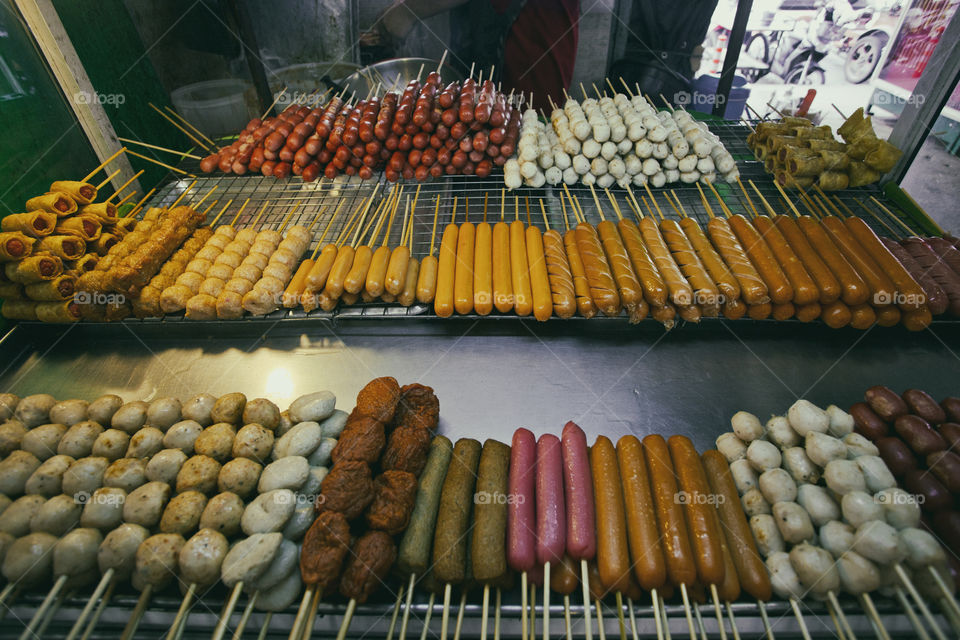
[[355, 377, 400, 423], [330, 414, 385, 465], [381, 426, 431, 475], [318, 460, 373, 520], [300, 510, 351, 590], [393, 384, 440, 431], [365, 470, 417, 535], [339, 530, 396, 603]]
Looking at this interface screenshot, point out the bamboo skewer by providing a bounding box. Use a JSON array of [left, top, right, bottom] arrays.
[[65, 569, 114, 640], [149, 102, 216, 153], [125, 149, 193, 176], [262, 87, 288, 119], [95, 169, 121, 191], [104, 169, 145, 202], [81, 147, 128, 183], [117, 137, 202, 160], [398, 573, 417, 640], [164, 105, 217, 149]]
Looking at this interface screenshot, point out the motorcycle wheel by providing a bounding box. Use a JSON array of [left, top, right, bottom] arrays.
[[745, 33, 769, 64], [785, 66, 826, 85], [845, 34, 884, 84]]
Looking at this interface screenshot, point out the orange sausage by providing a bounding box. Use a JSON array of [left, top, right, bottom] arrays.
[[752, 215, 819, 305], [574, 223, 620, 316], [283, 259, 313, 308], [305, 244, 339, 291], [399, 258, 420, 306], [668, 436, 724, 587], [618, 219, 668, 307], [821, 216, 896, 308], [434, 224, 458, 317], [849, 303, 877, 330], [473, 222, 493, 316], [722, 298, 747, 320], [820, 300, 852, 328], [344, 245, 373, 294], [747, 302, 772, 320], [322, 245, 355, 299], [550, 555, 580, 596], [795, 302, 822, 323], [597, 221, 645, 321], [510, 221, 533, 316], [651, 302, 677, 330], [902, 307, 932, 331], [639, 217, 694, 306], [385, 245, 410, 296], [679, 217, 740, 303], [844, 217, 926, 311], [707, 218, 769, 305], [616, 435, 667, 591], [774, 215, 841, 304], [642, 434, 696, 587], [701, 450, 772, 601], [590, 436, 632, 594], [492, 221, 513, 313], [772, 302, 795, 321], [454, 221, 475, 315], [416, 255, 438, 303], [678, 304, 702, 323], [712, 505, 741, 603], [796, 216, 869, 306], [726, 214, 794, 304], [563, 229, 597, 318], [542, 229, 576, 319], [875, 305, 901, 327], [525, 226, 553, 322], [365, 246, 391, 298], [659, 219, 721, 316]]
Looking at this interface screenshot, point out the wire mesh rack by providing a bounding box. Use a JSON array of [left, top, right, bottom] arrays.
[[1, 573, 956, 639], [83, 120, 945, 326]]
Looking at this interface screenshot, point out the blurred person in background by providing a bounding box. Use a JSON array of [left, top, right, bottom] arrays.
[[365, 0, 580, 111], [610, 0, 718, 105]]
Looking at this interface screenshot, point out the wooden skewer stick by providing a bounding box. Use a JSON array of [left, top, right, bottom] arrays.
[[167, 583, 196, 640], [149, 102, 216, 152], [827, 590, 855, 640], [832, 104, 848, 120], [521, 571, 529, 640], [928, 565, 960, 626], [894, 586, 932, 640], [709, 584, 729, 640], [190, 184, 218, 210], [262, 87, 288, 119], [581, 560, 594, 640], [441, 582, 453, 640], [120, 584, 152, 640], [481, 584, 491, 640], [437, 50, 449, 73], [81, 147, 127, 182], [619, 78, 634, 98], [18, 574, 67, 640], [860, 593, 891, 640], [386, 585, 406, 640], [117, 137, 202, 159], [755, 600, 775, 640], [164, 105, 217, 149], [65, 569, 114, 640], [869, 196, 917, 237], [605, 78, 619, 96], [95, 169, 122, 190], [678, 583, 697, 640], [168, 180, 198, 209], [211, 582, 244, 640], [128, 187, 157, 216], [334, 599, 358, 640], [453, 591, 468, 640], [614, 591, 628, 640], [398, 573, 417, 640], [788, 598, 814, 640], [230, 591, 259, 640], [896, 564, 948, 640], [106, 167, 145, 202], [288, 588, 315, 640], [419, 592, 437, 640], [595, 598, 606, 640], [125, 149, 193, 176], [115, 189, 139, 207]]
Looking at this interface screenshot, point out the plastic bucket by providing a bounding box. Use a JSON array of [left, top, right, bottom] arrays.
[[170, 79, 256, 139], [691, 74, 751, 120]]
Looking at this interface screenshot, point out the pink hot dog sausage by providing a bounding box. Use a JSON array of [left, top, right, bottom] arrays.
[[536, 434, 566, 565], [508, 428, 537, 572], [561, 421, 596, 560]]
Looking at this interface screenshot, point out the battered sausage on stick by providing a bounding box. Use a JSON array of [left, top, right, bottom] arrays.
[[796, 215, 870, 306], [538, 201, 576, 319], [613, 208, 668, 308], [696, 185, 769, 305], [647, 189, 721, 317], [398, 221, 420, 307], [366, 192, 405, 298], [625, 188, 693, 307], [416, 196, 442, 304], [666, 191, 740, 305], [589, 186, 646, 321], [384, 198, 413, 297], [345, 191, 393, 295], [668, 435, 725, 586], [561, 205, 597, 318], [434, 197, 459, 317], [473, 195, 494, 316], [707, 185, 793, 305], [432, 438, 482, 585], [471, 439, 510, 583], [590, 435, 632, 594], [701, 450, 773, 601], [616, 435, 666, 591], [397, 436, 453, 577], [454, 198, 475, 315], [643, 434, 696, 587], [302, 199, 350, 297], [510, 197, 534, 316], [526, 217, 554, 322], [492, 192, 514, 313], [324, 188, 380, 302]]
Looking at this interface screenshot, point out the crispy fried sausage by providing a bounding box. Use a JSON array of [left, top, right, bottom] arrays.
[[590, 436, 632, 593], [679, 218, 739, 304], [752, 215, 819, 305], [564, 229, 597, 318], [643, 434, 696, 587], [660, 219, 721, 316], [639, 217, 694, 306], [597, 221, 646, 321], [707, 217, 769, 305], [668, 436, 724, 586], [822, 216, 896, 307], [797, 216, 869, 306], [618, 219, 668, 308], [773, 215, 841, 304], [526, 226, 554, 321], [542, 229, 576, 319], [474, 222, 493, 315], [434, 223, 458, 317], [511, 221, 534, 316], [616, 435, 667, 590], [492, 220, 514, 313], [727, 215, 794, 305], [454, 220, 475, 315], [575, 223, 621, 316]]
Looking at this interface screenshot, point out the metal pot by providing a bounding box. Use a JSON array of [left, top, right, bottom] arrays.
[[340, 57, 465, 96]]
